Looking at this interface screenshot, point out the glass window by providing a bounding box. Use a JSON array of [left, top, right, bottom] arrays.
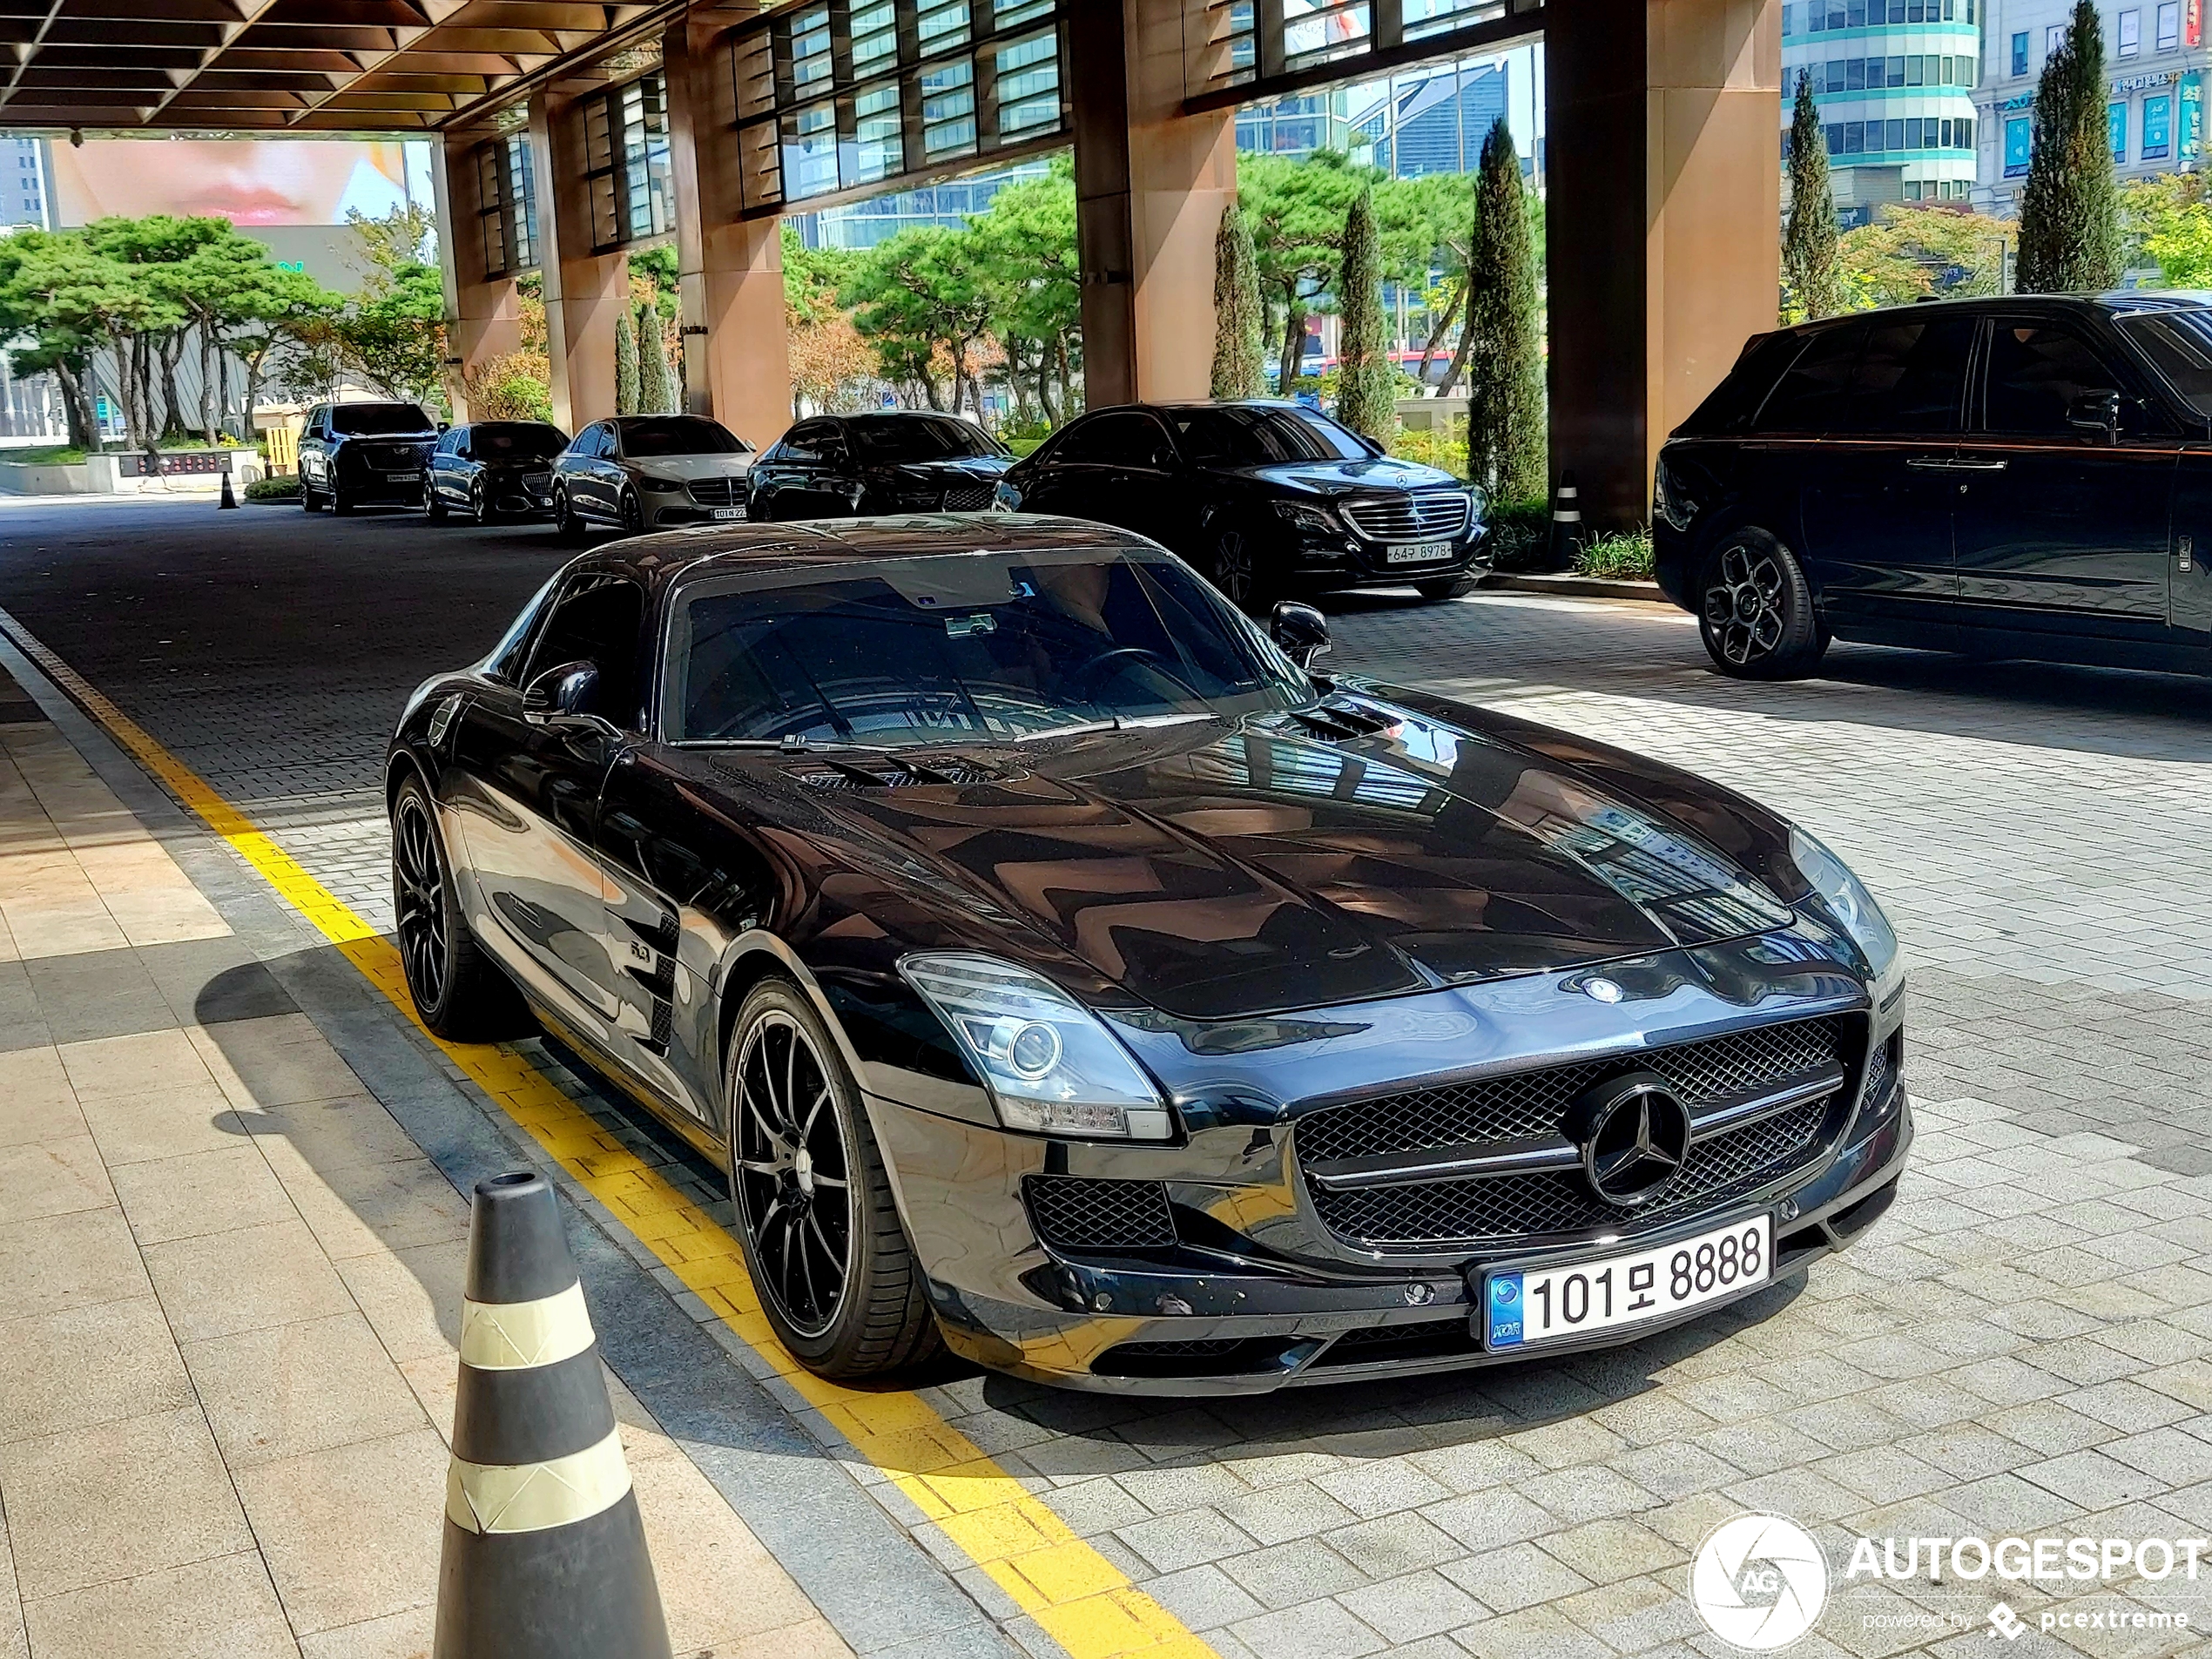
[[2121, 8, 2141, 53], [329, 403, 435, 435], [1755, 324, 1864, 433], [1887, 54, 1905, 86], [526, 575, 646, 722], [846, 415, 1004, 461], [617, 416, 750, 457], [850, 1, 897, 76], [1982, 321, 2124, 435], [847, 84, 903, 185], [920, 57, 977, 158], [2147, 93, 2173, 157], [1832, 317, 1973, 435], [781, 100, 839, 199], [1885, 118, 1905, 149], [619, 73, 673, 241], [2046, 24, 2062, 52], [1053, 411, 1174, 466], [488, 576, 560, 683], [2159, 0, 2181, 46], [995, 30, 1062, 138], [506, 133, 537, 269], [2112, 100, 2129, 159], [916, 0, 969, 52], [2119, 307, 2212, 417], [790, 4, 832, 89], [663, 550, 1304, 746], [1906, 55, 1925, 84], [1167, 406, 1373, 462], [2011, 30, 2029, 73], [1844, 120, 1865, 152], [468, 422, 569, 460]]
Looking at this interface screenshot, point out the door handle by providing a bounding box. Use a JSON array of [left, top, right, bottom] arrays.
[[1946, 457, 2009, 471], [1905, 456, 2008, 472], [1905, 456, 1953, 470]]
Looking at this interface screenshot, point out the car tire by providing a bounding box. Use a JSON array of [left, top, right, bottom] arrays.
[[300, 477, 321, 512], [552, 486, 584, 540], [725, 976, 941, 1381], [618, 489, 644, 536], [423, 481, 447, 523], [1696, 529, 1829, 679], [470, 480, 494, 527], [1414, 574, 1479, 602], [1207, 526, 1274, 615], [328, 479, 352, 516], [390, 773, 530, 1042]]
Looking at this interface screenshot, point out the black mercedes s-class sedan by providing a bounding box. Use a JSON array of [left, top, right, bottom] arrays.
[[746, 411, 1011, 521], [995, 401, 1487, 610], [424, 419, 570, 523], [1655, 293, 2212, 679], [385, 516, 1908, 1393]]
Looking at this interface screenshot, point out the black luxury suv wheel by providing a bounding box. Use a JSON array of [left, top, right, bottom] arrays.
[[1697, 529, 1828, 679], [390, 775, 529, 1041], [725, 977, 939, 1379]]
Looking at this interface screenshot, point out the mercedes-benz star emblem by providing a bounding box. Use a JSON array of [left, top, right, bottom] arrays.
[[1566, 1071, 1692, 1207]]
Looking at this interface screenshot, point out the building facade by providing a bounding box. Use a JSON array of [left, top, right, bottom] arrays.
[[1974, 0, 2206, 213], [1784, 0, 1985, 223]]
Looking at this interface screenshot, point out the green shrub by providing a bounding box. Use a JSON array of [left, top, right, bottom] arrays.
[[1, 445, 87, 467], [246, 475, 301, 502], [1386, 417, 1467, 477], [1575, 529, 1656, 581], [1006, 436, 1047, 458], [1481, 495, 1551, 572]]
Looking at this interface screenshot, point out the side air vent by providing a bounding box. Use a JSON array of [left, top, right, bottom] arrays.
[[1023, 1175, 1176, 1251]]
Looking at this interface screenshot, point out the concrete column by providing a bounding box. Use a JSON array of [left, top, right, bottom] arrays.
[[1547, 0, 1781, 532], [664, 17, 792, 448], [531, 88, 627, 433], [1071, 0, 1236, 408], [436, 130, 523, 423]]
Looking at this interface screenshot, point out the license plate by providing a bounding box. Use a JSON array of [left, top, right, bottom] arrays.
[[1386, 541, 1452, 564], [1483, 1215, 1771, 1350], [712, 506, 747, 520]]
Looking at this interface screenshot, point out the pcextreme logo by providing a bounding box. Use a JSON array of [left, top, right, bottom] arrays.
[[1689, 1514, 1830, 1651]]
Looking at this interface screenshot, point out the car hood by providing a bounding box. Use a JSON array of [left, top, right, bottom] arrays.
[[691, 691, 1798, 1021], [624, 454, 754, 482], [1218, 456, 1463, 497]]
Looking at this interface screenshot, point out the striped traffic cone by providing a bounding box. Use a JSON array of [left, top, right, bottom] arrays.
[[433, 1170, 671, 1659], [219, 469, 238, 509], [1548, 471, 1581, 570]]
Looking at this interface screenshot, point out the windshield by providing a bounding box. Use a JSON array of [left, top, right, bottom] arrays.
[[471, 422, 567, 459], [621, 416, 750, 457], [331, 403, 434, 435], [1168, 406, 1372, 464], [664, 548, 1306, 745], [2120, 308, 2212, 417], [846, 415, 1003, 462]]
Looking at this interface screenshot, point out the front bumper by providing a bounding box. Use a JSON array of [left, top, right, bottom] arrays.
[[339, 465, 427, 505], [866, 1029, 1911, 1395], [1279, 516, 1489, 589], [647, 496, 749, 528]]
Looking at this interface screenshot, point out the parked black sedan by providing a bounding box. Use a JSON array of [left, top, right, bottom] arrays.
[[1656, 293, 2212, 679], [299, 400, 438, 515], [995, 401, 1487, 610], [424, 420, 570, 523], [747, 411, 1011, 520], [386, 516, 1906, 1393]]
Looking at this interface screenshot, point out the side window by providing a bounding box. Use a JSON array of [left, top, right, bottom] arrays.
[[1753, 325, 1865, 433], [523, 574, 648, 723], [577, 424, 606, 459], [783, 421, 832, 460], [1982, 320, 2127, 435], [486, 576, 560, 683], [1831, 316, 1973, 434], [1058, 412, 1170, 467]]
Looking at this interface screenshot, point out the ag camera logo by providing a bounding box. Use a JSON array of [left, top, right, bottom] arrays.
[[1691, 1514, 1829, 1650]]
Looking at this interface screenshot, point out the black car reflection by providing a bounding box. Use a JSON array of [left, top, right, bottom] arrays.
[[747, 411, 1012, 521], [425, 420, 570, 524], [1656, 293, 2212, 679], [386, 516, 1908, 1393], [996, 401, 1488, 611]]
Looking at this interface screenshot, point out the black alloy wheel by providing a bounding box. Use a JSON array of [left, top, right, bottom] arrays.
[[389, 775, 529, 1042], [1696, 529, 1828, 680], [1208, 527, 1258, 612], [552, 485, 583, 540], [470, 478, 494, 526], [725, 978, 940, 1379], [618, 489, 644, 535], [423, 477, 447, 522]]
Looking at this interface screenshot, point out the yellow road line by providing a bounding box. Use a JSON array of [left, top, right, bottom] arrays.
[[0, 611, 1218, 1659]]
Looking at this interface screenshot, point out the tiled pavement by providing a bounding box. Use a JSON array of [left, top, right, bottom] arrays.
[[3, 497, 2212, 1656]]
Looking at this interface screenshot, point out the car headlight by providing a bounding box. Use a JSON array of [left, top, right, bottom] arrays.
[[639, 474, 687, 493], [1654, 457, 1697, 532], [1271, 500, 1335, 534], [1790, 827, 1902, 1005], [900, 953, 1174, 1140], [1466, 483, 1487, 520]]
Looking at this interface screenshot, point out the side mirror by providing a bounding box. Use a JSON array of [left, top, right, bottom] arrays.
[[523, 659, 601, 723], [2067, 390, 2122, 442], [1271, 601, 1331, 670], [1150, 446, 1179, 472], [436, 421, 450, 434]]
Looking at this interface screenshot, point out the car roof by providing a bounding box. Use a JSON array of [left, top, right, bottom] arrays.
[[1777, 293, 2212, 334], [577, 514, 1145, 595]]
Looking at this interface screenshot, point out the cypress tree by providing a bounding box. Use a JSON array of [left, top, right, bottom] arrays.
[[1783, 72, 1843, 320], [2018, 0, 2121, 292], [1466, 118, 1544, 503], [614, 303, 640, 415], [639, 301, 676, 414], [1210, 200, 1265, 400], [1335, 187, 1395, 439]]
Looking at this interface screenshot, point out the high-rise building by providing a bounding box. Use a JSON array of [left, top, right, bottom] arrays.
[[1235, 91, 1359, 156], [788, 160, 1050, 249], [1783, 0, 1984, 225], [1974, 0, 2206, 214], [7, 137, 47, 229]]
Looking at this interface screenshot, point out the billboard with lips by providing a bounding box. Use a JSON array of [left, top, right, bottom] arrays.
[[48, 138, 428, 228]]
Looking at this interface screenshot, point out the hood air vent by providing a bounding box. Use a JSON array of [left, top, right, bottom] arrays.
[[789, 754, 1007, 790], [1284, 701, 1396, 743]]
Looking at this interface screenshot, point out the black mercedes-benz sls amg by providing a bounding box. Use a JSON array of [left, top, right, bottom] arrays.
[[385, 515, 1909, 1393]]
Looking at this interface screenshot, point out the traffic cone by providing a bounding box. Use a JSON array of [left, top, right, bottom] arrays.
[[433, 1170, 671, 1659], [219, 469, 238, 509], [1548, 470, 1581, 570]]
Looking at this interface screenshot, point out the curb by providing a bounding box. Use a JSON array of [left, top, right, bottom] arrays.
[[1480, 571, 1670, 604]]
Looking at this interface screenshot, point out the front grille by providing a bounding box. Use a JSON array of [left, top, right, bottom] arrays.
[[1024, 1176, 1175, 1251], [363, 444, 422, 470], [941, 484, 995, 511], [1339, 489, 1470, 542], [687, 476, 744, 506], [1297, 1019, 1844, 1165], [1297, 1017, 1851, 1251]]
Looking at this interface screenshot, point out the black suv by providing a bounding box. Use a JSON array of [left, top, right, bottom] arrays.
[[995, 401, 1487, 610], [1656, 293, 2212, 679], [299, 401, 439, 515]]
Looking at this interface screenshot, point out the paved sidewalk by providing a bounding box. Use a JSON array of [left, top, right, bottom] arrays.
[[0, 663, 846, 1659]]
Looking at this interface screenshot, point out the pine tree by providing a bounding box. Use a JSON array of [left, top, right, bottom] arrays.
[[1335, 187, 1395, 439], [1210, 200, 1265, 400], [2018, 0, 2121, 292], [1783, 72, 1843, 320], [1466, 118, 1544, 503], [639, 300, 676, 414], [614, 303, 639, 415]]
